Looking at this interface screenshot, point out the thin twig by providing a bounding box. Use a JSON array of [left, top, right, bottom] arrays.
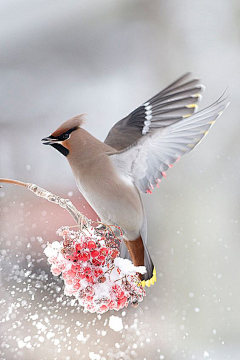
[[0, 178, 87, 226]]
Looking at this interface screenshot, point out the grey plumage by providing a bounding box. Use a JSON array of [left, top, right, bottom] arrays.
[[108, 93, 229, 194], [104, 73, 205, 151]]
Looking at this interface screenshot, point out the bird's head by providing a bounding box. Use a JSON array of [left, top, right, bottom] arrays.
[[41, 114, 85, 156]]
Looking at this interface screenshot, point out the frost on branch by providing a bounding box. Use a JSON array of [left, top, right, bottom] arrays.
[[44, 225, 146, 314], [0, 178, 87, 226]]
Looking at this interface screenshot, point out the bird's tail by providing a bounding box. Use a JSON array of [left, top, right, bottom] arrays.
[[139, 206, 156, 287], [141, 241, 156, 287]]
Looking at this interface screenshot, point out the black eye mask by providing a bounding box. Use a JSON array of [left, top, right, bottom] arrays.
[[51, 126, 78, 141]]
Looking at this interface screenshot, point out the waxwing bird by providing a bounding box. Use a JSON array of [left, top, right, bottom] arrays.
[[42, 73, 229, 287]]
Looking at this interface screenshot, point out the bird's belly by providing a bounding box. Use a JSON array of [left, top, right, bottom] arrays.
[[75, 176, 143, 240]]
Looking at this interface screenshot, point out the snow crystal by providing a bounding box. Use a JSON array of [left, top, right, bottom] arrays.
[[114, 258, 146, 275], [46, 331, 55, 339], [109, 315, 123, 332], [89, 352, 101, 360], [76, 331, 89, 344], [44, 242, 61, 258], [17, 340, 25, 349], [24, 336, 31, 342]]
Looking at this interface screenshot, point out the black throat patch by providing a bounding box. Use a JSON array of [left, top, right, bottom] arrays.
[[50, 143, 69, 157]]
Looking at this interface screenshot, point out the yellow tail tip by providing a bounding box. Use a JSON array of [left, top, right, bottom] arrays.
[[140, 267, 157, 288]]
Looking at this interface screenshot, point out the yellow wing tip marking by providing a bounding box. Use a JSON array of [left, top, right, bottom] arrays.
[[140, 267, 157, 288], [187, 144, 195, 148], [191, 93, 203, 101], [182, 114, 191, 118], [209, 120, 216, 125], [204, 130, 209, 135], [186, 103, 198, 112]]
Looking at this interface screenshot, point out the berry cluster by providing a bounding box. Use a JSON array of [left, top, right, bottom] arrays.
[[44, 224, 146, 313]]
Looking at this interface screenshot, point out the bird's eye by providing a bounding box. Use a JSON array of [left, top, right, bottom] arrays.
[[61, 133, 69, 140]]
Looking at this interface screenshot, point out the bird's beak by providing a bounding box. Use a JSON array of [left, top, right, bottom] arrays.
[[41, 137, 60, 145]]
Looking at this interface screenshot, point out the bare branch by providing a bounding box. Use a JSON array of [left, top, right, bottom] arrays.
[[0, 178, 87, 226]]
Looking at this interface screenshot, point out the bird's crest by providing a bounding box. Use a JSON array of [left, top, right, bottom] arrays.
[[51, 114, 86, 137]]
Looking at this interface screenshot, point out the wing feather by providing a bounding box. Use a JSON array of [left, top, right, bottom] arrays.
[[108, 94, 230, 194], [104, 73, 205, 150]]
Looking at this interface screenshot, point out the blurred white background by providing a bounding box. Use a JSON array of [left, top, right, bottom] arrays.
[[1, 1, 240, 359]]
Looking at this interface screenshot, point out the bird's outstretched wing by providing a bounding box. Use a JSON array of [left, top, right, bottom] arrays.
[[108, 94, 230, 194], [104, 73, 205, 150]]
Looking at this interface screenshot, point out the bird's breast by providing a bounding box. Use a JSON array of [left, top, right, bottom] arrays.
[[69, 153, 143, 236]]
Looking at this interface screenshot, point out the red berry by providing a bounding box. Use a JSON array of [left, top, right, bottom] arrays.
[[65, 279, 73, 285], [79, 251, 90, 262], [99, 304, 108, 312], [85, 286, 94, 295], [87, 304, 94, 311], [86, 275, 94, 283], [97, 255, 105, 262], [92, 258, 101, 266], [62, 271, 68, 280], [112, 284, 121, 293], [72, 264, 81, 271], [58, 264, 65, 271], [77, 254, 84, 261], [94, 269, 103, 278], [84, 266, 91, 275], [63, 238, 72, 246], [108, 300, 115, 309], [111, 249, 119, 258], [75, 244, 82, 253], [73, 282, 81, 290], [87, 240, 96, 249], [79, 272, 86, 279], [99, 247, 109, 256], [67, 270, 76, 278], [91, 250, 99, 258], [66, 255, 74, 261], [51, 266, 61, 276], [48, 257, 56, 264]]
